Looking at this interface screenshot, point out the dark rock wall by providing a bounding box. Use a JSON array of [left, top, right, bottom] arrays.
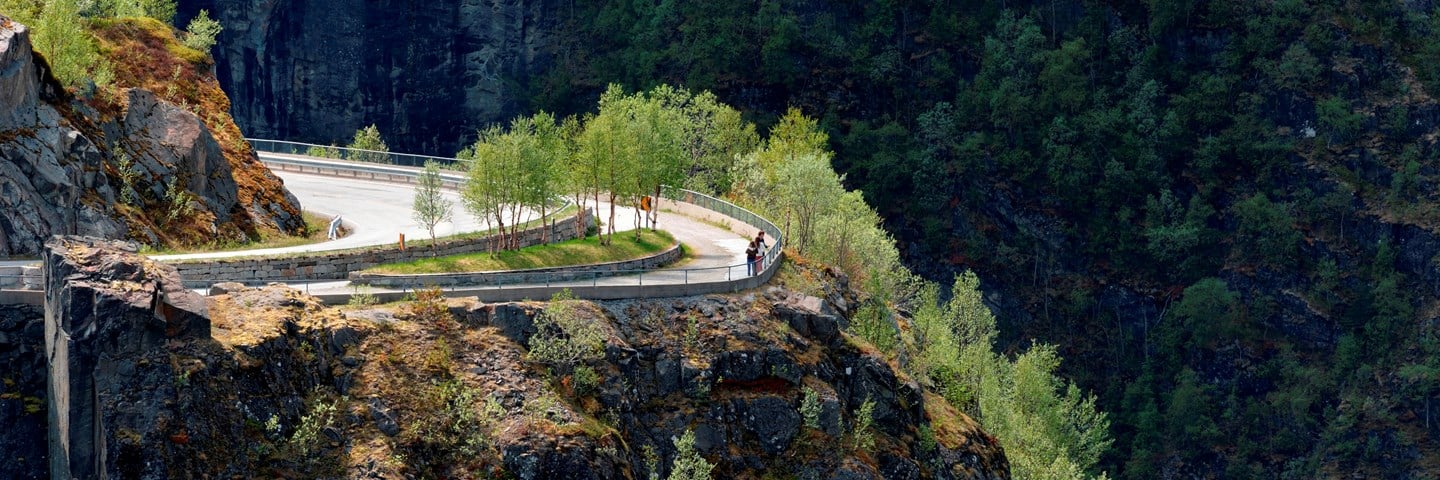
[[178, 0, 563, 154], [42, 236, 210, 480], [0, 304, 46, 480]]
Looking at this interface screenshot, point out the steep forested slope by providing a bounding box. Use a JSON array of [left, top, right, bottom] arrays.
[[530, 2, 1440, 478]]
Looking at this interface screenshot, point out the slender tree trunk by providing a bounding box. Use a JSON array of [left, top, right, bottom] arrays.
[[606, 192, 617, 246], [633, 195, 642, 241], [539, 203, 548, 244], [492, 212, 505, 256], [574, 192, 586, 239], [651, 184, 662, 231], [596, 189, 604, 244], [510, 204, 522, 250]]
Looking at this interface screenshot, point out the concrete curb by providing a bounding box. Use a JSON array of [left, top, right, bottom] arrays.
[[349, 242, 684, 288], [314, 251, 782, 305]]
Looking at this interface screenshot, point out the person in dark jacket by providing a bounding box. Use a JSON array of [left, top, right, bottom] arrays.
[[745, 239, 759, 276]]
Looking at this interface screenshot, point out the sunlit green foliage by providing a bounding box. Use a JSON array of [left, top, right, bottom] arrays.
[[1, 0, 113, 88], [181, 9, 221, 53], [667, 429, 714, 480], [527, 289, 604, 373], [411, 161, 453, 250], [94, 0, 175, 22], [909, 272, 1112, 480], [347, 124, 389, 163]]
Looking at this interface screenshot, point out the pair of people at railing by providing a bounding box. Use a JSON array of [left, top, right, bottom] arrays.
[[745, 231, 768, 276]]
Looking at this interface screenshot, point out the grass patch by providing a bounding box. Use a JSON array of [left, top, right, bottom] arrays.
[[430, 204, 579, 246], [366, 229, 676, 274], [147, 211, 335, 254]]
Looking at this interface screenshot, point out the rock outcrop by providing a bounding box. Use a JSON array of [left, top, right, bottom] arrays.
[[42, 236, 209, 479], [4, 236, 1007, 478], [119, 88, 239, 221], [0, 18, 126, 256], [0, 16, 305, 256], [27, 236, 363, 478], [178, 0, 564, 154]]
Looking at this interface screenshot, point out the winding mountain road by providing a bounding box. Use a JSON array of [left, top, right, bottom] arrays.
[[1, 153, 771, 302], [266, 169, 757, 296]]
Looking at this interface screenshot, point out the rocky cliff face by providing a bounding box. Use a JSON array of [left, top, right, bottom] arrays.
[[0, 18, 126, 256], [177, 0, 563, 154], [14, 236, 363, 479], [0, 16, 305, 256], [1, 236, 1009, 479], [0, 302, 45, 480]]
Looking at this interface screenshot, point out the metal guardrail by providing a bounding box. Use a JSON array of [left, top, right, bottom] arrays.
[[661, 185, 783, 272], [247, 138, 472, 170], [260, 153, 466, 189], [249, 139, 786, 294]]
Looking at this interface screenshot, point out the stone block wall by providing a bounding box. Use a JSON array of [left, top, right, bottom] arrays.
[[167, 209, 593, 286], [350, 243, 684, 288]]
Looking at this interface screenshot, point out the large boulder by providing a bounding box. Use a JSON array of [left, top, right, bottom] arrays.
[[0, 16, 39, 130], [121, 88, 239, 217]]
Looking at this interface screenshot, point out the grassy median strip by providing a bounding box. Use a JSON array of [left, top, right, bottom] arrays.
[[366, 229, 678, 274]]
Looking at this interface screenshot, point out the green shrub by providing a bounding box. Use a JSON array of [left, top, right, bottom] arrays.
[[800, 386, 821, 430], [850, 301, 897, 354], [668, 429, 714, 480], [289, 394, 337, 458], [850, 399, 876, 452], [181, 9, 221, 53], [572, 365, 600, 396], [527, 289, 604, 372], [13, 0, 114, 88], [304, 144, 342, 159], [347, 124, 390, 163]]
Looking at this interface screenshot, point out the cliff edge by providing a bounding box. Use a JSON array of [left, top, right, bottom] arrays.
[[1, 236, 1009, 479]]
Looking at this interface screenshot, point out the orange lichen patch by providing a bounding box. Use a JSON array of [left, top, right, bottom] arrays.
[[207, 287, 340, 348], [922, 391, 985, 451]]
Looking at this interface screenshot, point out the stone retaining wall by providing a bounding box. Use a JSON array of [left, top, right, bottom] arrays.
[[167, 209, 593, 287], [349, 242, 684, 288], [0, 265, 42, 290]]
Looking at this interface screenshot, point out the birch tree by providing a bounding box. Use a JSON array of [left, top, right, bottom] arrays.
[[647, 85, 759, 195], [576, 93, 626, 245], [411, 161, 452, 254], [459, 127, 516, 255]]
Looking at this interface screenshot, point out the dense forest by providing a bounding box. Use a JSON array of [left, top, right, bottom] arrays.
[[516, 1, 1440, 478]]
